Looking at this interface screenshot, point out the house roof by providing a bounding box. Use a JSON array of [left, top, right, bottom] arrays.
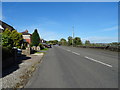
[[0, 20, 15, 31], [21, 30, 31, 35], [0, 25, 4, 30]]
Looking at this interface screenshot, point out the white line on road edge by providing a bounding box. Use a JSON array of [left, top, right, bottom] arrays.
[[67, 50, 71, 52], [72, 52, 80, 55], [84, 56, 112, 67]]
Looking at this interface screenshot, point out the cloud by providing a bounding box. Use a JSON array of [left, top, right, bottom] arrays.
[[16, 19, 61, 41], [2, 16, 5, 20], [37, 17, 60, 27], [82, 25, 118, 35], [82, 36, 118, 43], [102, 26, 118, 31], [40, 30, 60, 40]]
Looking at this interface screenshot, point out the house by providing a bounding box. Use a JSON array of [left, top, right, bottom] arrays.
[[40, 38, 46, 43], [0, 20, 15, 32], [0, 24, 4, 33], [21, 30, 32, 44]]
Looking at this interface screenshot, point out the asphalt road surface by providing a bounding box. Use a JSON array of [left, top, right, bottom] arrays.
[[25, 46, 118, 88]]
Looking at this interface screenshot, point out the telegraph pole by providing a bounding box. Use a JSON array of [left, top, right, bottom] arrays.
[[72, 25, 74, 47]]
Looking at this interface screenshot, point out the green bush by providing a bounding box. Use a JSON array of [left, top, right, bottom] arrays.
[[39, 43, 44, 50], [2, 29, 23, 49]]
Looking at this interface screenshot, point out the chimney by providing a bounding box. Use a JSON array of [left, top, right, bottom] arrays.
[[25, 30, 28, 33]]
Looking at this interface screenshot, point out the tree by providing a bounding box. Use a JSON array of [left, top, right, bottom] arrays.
[[10, 30, 23, 48], [2, 28, 13, 48], [54, 40, 58, 44], [60, 38, 67, 45], [74, 37, 82, 46], [68, 36, 72, 46], [48, 40, 58, 45], [85, 40, 90, 46], [31, 29, 40, 46], [2, 29, 23, 49]]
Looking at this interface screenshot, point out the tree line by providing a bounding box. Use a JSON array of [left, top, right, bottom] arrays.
[[59, 36, 90, 46], [46, 36, 91, 46], [47, 36, 119, 47]]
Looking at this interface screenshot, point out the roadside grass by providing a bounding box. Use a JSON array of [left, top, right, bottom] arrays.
[[40, 48, 48, 51], [35, 52, 46, 54], [35, 48, 48, 54]]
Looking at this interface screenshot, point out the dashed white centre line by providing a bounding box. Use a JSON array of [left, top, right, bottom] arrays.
[[72, 51, 80, 55], [60, 47, 112, 68], [85, 56, 112, 68]]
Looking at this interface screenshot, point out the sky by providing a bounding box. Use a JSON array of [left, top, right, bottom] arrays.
[[1, 0, 120, 2], [1, 2, 118, 43]]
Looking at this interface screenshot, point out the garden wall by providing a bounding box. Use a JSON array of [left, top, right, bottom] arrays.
[[2, 47, 17, 69]]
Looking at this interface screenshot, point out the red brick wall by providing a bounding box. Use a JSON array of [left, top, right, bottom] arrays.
[[25, 39, 31, 44]]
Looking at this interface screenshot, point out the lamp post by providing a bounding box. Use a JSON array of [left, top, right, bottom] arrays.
[[72, 25, 74, 47]]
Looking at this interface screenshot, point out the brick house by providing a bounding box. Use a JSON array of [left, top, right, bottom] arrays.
[[21, 30, 32, 44]]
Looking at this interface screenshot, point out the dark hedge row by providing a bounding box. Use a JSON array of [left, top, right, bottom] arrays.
[[76, 46, 120, 52], [2, 47, 13, 60]]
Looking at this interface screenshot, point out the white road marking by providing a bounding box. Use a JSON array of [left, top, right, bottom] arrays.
[[72, 51, 80, 55], [85, 56, 112, 67], [67, 50, 71, 52]]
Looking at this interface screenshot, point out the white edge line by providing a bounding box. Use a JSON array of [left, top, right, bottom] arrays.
[[72, 52, 80, 55], [85, 56, 112, 67]]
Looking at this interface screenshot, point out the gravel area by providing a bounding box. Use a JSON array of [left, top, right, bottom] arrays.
[[0, 53, 44, 89]]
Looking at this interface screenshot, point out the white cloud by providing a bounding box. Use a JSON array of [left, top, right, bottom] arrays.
[[81, 26, 118, 35], [82, 36, 118, 43], [2, 16, 5, 20], [37, 17, 60, 27], [40, 31, 60, 40], [17, 20, 61, 41], [102, 26, 118, 31]]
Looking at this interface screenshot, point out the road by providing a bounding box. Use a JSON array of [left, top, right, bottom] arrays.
[[25, 46, 118, 88]]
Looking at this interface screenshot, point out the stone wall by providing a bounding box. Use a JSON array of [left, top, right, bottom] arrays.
[[22, 48, 30, 55], [31, 46, 41, 51]]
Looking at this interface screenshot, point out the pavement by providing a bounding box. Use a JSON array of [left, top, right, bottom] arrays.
[[1, 53, 44, 89], [25, 46, 118, 88]]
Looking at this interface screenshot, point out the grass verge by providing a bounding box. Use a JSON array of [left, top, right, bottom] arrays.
[[41, 48, 48, 51]]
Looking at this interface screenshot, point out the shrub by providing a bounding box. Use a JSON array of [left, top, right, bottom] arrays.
[[2, 29, 23, 49], [39, 43, 44, 50]]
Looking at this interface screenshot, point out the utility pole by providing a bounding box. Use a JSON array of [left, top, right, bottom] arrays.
[[72, 25, 74, 47]]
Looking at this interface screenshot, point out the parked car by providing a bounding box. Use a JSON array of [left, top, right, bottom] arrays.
[[48, 44, 52, 48], [42, 43, 52, 48], [17, 48, 22, 54], [12, 47, 22, 56], [17, 48, 22, 55]]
